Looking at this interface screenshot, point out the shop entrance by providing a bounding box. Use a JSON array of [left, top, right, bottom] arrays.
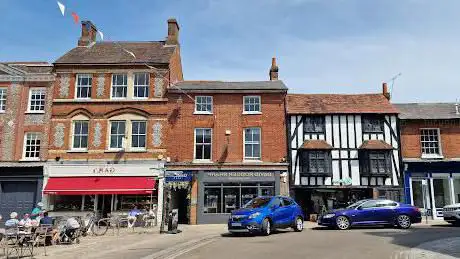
[[170, 189, 189, 224], [97, 195, 112, 218]]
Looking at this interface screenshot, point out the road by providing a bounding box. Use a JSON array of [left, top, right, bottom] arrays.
[[178, 224, 460, 259]]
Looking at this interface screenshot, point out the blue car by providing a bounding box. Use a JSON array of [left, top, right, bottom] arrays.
[[318, 199, 422, 230], [228, 196, 304, 235]]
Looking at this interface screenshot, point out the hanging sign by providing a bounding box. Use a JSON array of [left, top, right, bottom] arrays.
[[165, 171, 192, 183]]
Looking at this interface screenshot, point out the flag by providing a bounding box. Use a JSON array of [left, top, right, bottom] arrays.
[[57, 1, 65, 16], [71, 12, 79, 24], [98, 31, 104, 41]]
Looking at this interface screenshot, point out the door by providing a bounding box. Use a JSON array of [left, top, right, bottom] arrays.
[[270, 197, 285, 227], [0, 181, 37, 218], [411, 179, 431, 217], [350, 200, 378, 225], [373, 200, 398, 224]]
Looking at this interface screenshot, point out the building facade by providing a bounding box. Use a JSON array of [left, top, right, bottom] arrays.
[[43, 19, 183, 222], [398, 103, 460, 219], [165, 59, 288, 224], [0, 62, 54, 217], [287, 84, 402, 218]]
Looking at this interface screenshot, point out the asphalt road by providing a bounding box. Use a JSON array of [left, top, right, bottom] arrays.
[[178, 224, 460, 259]]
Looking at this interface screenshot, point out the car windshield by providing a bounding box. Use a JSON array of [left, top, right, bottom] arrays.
[[346, 200, 369, 209], [243, 197, 272, 209]]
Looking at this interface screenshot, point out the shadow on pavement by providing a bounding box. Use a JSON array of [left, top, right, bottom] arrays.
[[364, 225, 460, 258], [221, 229, 293, 238]]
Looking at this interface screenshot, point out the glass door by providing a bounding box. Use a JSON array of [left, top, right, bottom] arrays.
[[432, 178, 452, 218], [411, 179, 431, 216]]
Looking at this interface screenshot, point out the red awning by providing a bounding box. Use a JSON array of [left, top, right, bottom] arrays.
[[43, 177, 156, 195]]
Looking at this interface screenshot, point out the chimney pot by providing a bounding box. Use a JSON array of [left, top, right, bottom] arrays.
[[166, 18, 180, 45], [78, 21, 97, 47], [269, 57, 279, 81], [382, 82, 390, 100]]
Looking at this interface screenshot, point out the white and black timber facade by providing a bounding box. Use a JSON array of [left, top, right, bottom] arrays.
[[286, 87, 403, 217]]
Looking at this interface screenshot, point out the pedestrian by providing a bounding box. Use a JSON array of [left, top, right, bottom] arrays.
[[31, 202, 44, 219]]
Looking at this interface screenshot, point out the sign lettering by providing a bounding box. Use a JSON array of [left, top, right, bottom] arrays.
[[92, 167, 115, 174], [332, 177, 353, 185]]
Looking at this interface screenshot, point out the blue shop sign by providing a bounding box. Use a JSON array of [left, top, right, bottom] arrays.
[[165, 171, 192, 182]]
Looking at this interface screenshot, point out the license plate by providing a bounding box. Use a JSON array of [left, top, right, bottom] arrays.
[[231, 222, 242, 227]]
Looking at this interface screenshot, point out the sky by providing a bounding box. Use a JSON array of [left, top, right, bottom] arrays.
[[1, 0, 459, 103]]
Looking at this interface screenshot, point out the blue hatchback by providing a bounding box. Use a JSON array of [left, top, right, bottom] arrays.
[[228, 196, 304, 235], [318, 199, 422, 230]]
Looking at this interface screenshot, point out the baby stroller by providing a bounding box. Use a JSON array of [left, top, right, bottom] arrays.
[[58, 217, 81, 244]]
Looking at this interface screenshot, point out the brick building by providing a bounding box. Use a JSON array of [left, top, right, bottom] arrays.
[[165, 58, 288, 224], [397, 103, 460, 219], [0, 62, 54, 217], [43, 19, 183, 222], [287, 84, 402, 219]]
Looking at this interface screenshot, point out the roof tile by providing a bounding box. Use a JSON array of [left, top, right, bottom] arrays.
[[300, 140, 333, 149], [359, 140, 393, 150]]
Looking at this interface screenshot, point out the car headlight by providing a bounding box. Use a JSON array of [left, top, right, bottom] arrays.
[[322, 213, 336, 219], [248, 212, 261, 219]]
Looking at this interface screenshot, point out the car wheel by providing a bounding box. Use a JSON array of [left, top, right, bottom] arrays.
[[396, 214, 412, 229], [261, 218, 271, 236], [336, 216, 350, 230], [293, 217, 303, 232]]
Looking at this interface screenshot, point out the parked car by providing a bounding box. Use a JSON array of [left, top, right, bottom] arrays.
[[442, 203, 460, 225], [317, 199, 422, 230], [228, 196, 304, 235]]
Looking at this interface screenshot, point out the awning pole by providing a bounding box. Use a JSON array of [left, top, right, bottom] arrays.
[[81, 195, 85, 211]]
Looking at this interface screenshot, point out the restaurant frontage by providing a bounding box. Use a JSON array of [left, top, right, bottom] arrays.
[[197, 170, 282, 224], [43, 161, 165, 221]]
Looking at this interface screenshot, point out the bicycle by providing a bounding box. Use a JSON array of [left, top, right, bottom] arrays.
[[91, 215, 129, 236]]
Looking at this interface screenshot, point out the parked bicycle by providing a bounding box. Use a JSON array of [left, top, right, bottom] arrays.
[[80, 214, 129, 236]]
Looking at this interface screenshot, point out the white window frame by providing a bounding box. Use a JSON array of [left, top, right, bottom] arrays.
[[420, 128, 443, 159], [109, 121, 127, 150], [75, 74, 92, 99], [131, 120, 147, 151], [194, 96, 213, 114], [111, 73, 128, 99], [243, 127, 261, 161], [194, 128, 212, 161], [27, 88, 46, 113], [133, 72, 149, 99], [71, 120, 89, 151], [0, 88, 6, 112], [243, 96, 261, 114], [23, 132, 41, 160]]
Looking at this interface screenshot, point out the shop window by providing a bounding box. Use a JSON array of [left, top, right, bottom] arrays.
[[118, 195, 157, 211], [76, 74, 92, 99], [300, 151, 332, 175], [195, 96, 213, 114], [27, 88, 46, 113], [362, 115, 384, 133], [204, 188, 221, 214], [433, 178, 452, 207], [243, 96, 261, 113], [111, 73, 128, 98], [134, 72, 149, 98], [241, 187, 258, 206], [304, 116, 325, 133], [72, 120, 89, 150], [23, 132, 41, 160], [420, 128, 442, 157], [131, 121, 147, 149], [454, 178, 460, 203], [195, 128, 212, 160], [359, 150, 391, 175], [244, 128, 261, 160], [110, 121, 126, 149], [52, 195, 95, 211]]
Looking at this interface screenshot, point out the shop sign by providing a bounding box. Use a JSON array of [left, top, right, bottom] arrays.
[[332, 177, 352, 185], [166, 171, 192, 182], [92, 166, 115, 174], [202, 171, 277, 182]]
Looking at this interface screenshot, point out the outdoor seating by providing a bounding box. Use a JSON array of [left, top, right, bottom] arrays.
[[4, 226, 35, 258], [30, 224, 53, 256]]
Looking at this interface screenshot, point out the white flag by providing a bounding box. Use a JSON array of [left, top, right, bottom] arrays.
[[57, 1, 65, 16], [98, 31, 104, 41]]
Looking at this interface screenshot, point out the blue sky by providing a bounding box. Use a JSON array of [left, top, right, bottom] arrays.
[[1, 0, 459, 102]]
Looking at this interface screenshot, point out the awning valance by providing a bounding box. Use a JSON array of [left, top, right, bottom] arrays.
[[43, 177, 156, 195]]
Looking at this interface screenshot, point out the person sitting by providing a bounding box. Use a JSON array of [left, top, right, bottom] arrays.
[[40, 211, 53, 225], [19, 213, 32, 228], [127, 205, 141, 228], [5, 212, 19, 228], [31, 202, 44, 220]]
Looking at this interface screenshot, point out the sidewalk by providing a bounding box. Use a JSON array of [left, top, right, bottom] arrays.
[[32, 224, 227, 259]]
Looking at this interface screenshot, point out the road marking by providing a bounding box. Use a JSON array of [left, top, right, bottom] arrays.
[[140, 235, 219, 259], [162, 238, 217, 259]]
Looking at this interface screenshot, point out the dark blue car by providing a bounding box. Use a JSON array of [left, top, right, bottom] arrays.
[[228, 196, 304, 235], [318, 199, 422, 230]]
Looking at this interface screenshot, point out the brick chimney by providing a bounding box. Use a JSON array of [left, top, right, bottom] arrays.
[[382, 82, 391, 100], [269, 57, 279, 80], [78, 21, 97, 47], [166, 18, 180, 45]]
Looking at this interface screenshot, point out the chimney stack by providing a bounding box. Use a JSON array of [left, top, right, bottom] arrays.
[[78, 21, 97, 47], [382, 82, 390, 100], [269, 57, 279, 81], [166, 18, 180, 45]]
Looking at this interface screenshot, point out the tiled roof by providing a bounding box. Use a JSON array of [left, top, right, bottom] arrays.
[[54, 41, 176, 64], [300, 140, 333, 149], [0, 63, 53, 74], [169, 80, 288, 91], [359, 140, 393, 150], [286, 94, 399, 114], [395, 103, 460, 120]]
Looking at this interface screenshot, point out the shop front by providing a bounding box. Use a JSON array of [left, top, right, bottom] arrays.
[[43, 162, 165, 221], [404, 162, 460, 219], [197, 171, 281, 224]]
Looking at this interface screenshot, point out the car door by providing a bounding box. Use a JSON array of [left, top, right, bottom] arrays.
[[281, 198, 296, 226], [373, 200, 398, 224], [351, 200, 379, 225], [270, 197, 285, 227]]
